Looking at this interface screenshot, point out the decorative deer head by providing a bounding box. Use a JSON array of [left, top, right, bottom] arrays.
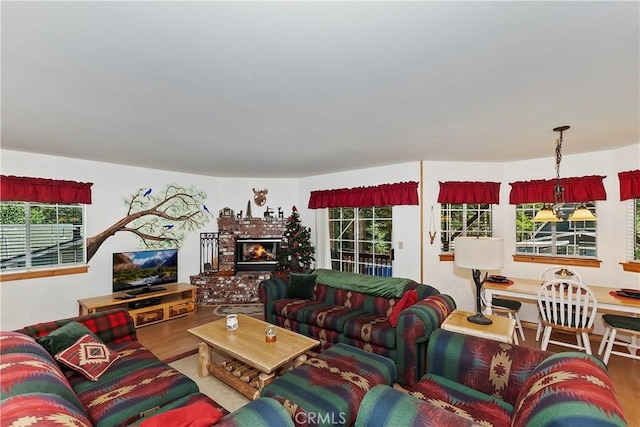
[[253, 188, 268, 206]]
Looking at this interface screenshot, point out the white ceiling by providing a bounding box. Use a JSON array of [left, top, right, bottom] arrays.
[[2, 1, 638, 178]]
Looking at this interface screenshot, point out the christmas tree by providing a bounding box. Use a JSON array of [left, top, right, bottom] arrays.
[[276, 206, 315, 273]]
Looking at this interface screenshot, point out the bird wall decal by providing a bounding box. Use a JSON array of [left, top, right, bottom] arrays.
[[143, 188, 152, 197]]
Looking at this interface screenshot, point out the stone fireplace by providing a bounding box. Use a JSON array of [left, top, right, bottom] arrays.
[[190, 215, 286, 304]]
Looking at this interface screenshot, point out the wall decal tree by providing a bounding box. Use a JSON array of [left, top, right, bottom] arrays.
[[86, 183, 212, 261]]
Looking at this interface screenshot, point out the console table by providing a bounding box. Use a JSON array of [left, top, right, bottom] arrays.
[[78, 282, 197, 328]]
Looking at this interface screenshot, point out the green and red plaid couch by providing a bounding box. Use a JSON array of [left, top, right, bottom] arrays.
[[1, 309, 228, 427], [259, 268, 455, 387], [355, 329, 627, 427]]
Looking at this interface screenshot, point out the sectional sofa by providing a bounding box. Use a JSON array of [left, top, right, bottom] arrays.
[[355, 329, 627, 426], [6, 291, 624, 426], [259, 268, 456, 386], [1, 309, 227, 426], [220, 329, 627, 426]]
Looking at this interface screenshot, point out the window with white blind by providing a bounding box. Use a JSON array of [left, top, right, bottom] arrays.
[[328, 206, 393, 276], [515, 202, 597, 258], [0, 202, 86, 271], [440, 203, 493, 253], [629, 198, 640, 261]]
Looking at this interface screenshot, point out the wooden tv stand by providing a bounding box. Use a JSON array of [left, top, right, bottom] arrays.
[[78, 283, 197, 328]]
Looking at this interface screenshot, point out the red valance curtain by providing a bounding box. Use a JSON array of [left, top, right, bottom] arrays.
[[618, 170, 640, 201], [437, 181, 500, 204], [509, 175, 606, 204], [308, 181, 419, 209], [0, 175, 93, 204]]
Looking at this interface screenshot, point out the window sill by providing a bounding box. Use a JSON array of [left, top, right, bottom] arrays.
[[0, 265, 89, 282], [512, 254, 601, 268], [440, 253, 602, 269], [620, 262, 640, 273]]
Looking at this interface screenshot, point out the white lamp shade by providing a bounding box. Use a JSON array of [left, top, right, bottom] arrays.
[[454, 237, 503, 270]]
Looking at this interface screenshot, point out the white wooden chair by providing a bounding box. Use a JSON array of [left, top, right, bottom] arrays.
[[536, 266, 583, 341], [537, 278, 598, 354], [481, 289, 525, 344], [597, 314, 640, 365]]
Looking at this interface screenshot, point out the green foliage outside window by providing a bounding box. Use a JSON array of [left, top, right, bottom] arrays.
[[515, 202, 597, 258], [1, 202, 85, 270], [329, 206, 392, 276], [440, 203, 493, 253]]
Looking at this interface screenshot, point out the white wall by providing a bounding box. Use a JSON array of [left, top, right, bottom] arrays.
[[0, 150, 299, 330], [2, 144, 639, 332]]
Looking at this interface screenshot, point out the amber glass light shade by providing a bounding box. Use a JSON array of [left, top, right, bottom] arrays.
[[532, 206, 561, 222], [568, 205, 597, 222]]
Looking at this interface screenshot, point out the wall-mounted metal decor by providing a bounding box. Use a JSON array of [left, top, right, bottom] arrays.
[[200, 232, 219, 273]]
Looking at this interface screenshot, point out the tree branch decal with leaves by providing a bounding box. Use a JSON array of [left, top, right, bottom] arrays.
[[86, 183, 212, 261]]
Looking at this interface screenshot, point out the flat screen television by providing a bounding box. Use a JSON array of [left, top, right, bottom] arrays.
[[112, 248, 178, 295]]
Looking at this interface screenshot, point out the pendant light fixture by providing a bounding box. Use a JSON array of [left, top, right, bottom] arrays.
[[532, 126, 568, 222], [532, 126, 597, 223]]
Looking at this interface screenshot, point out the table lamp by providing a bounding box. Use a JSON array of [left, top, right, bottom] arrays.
[[454, 237, 504, 325]]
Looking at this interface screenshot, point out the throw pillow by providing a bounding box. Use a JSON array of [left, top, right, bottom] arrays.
[[389, 289, 418, 327], [55, 334, 120, 381], [140, 400, 224, 427], [287, 273, 317, 299], [36, 321, 100, 355]]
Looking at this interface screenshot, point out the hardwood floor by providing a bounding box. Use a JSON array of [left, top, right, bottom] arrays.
[[137, 308, 639, 425], [135, 306, 226, 362]]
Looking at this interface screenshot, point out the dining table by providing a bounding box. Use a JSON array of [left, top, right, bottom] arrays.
[[483, 277, 640, 316]]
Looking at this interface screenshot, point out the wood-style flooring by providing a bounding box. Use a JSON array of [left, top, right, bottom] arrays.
[[137, 307, 639, 426]]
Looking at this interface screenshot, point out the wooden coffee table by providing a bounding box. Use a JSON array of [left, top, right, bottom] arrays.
[[187, 314, 319, 400]]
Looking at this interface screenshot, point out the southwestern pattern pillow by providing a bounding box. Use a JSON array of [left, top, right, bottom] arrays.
[[36, 320, 100, 355], [55, 334, 120, 381]]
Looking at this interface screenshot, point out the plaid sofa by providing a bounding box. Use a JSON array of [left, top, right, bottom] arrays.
[[355, 329, 627, 427], [2, 308, 227, 427], [259, 272, 455, 387]]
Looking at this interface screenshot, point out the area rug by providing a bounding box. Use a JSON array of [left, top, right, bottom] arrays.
[[213, 303, 264, 317], [169, 353, 249, 412]]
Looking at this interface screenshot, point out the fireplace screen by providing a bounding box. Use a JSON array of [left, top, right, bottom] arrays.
[[235, 238, 281, 271]]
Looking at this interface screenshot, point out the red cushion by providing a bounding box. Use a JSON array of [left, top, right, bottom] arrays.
[[389, 289, 418, 327], [140, 400, 224, 427], [54, 334, 120, 381]]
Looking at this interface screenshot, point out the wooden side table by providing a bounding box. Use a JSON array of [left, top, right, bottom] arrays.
[[441, 309, 516, 344]]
